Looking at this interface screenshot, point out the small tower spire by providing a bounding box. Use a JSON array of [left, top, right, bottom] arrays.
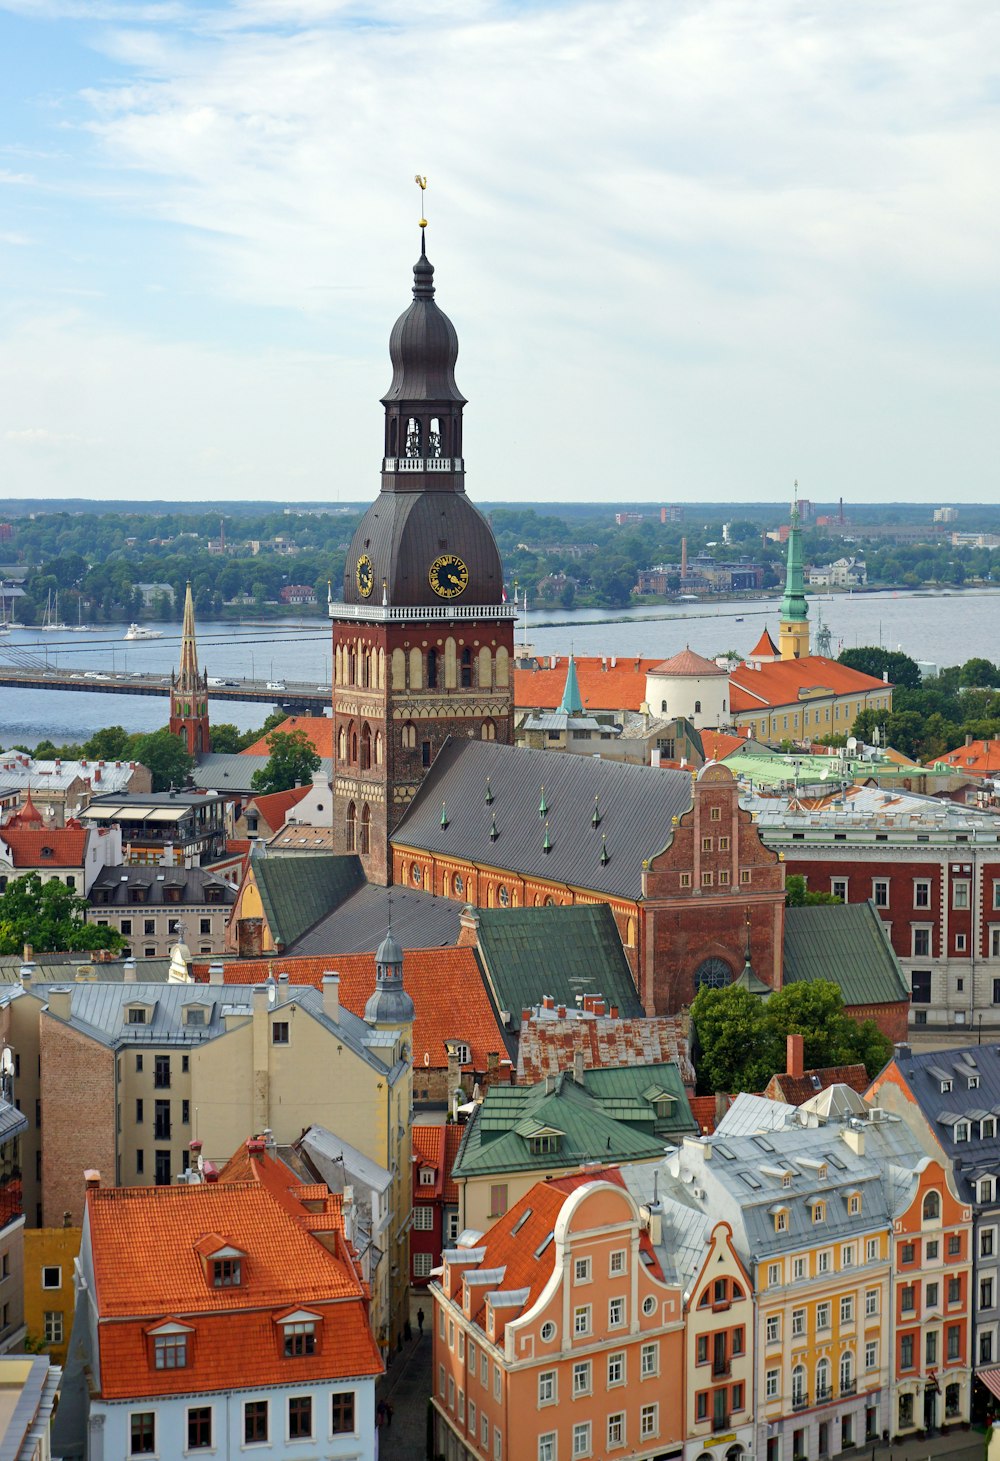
[[778, 481, 810, 661], [559, 654, 584, 716], [179, 582, 199, 689], [169, 581, 210, 759]]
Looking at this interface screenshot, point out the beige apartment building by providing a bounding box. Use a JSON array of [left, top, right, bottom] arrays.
[[0, 936, 415, 1353]]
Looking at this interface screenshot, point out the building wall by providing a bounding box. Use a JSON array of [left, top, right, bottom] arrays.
[[645, 670, 728, 730], [39, 1012, 116, 1227], [0, 1217, 25, 1353], [737, 687, 892, 744], [23, 1227, 80, 1366], [684, 1223, 755, 1459], [89, 901, 231, 959], [457, 1157, 661, 1237]]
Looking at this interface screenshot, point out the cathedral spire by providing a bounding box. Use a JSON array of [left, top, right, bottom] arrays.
[[169, 582, 210, 758], [778, 482, 810, 661], [178, 582, 200, 690]]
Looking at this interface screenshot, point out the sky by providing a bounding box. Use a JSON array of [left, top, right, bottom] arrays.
[[0, 0, 998, 508]]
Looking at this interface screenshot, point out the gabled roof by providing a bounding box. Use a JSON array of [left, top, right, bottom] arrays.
[[241, 717, 335, 759], [85, 1172, 380, 1398], [250, 852, 366, 949], [288, 880, 464, 956], [748, 627, 779, 659], [246, 784, 311, 831], [730, 654, 889, 714], [191, 947, 509, 1073], [518, 1012, 693, 1087], [514, 656, 658, 713], [89, 865, 235, 907], [783, 900, 909, 1008], [452, 1070, 672, 1179], [932, 739, 1000, 777], [0, 825, 88, 868], [392, 739, 691, 901], [476, 904, 643, 1022], [764, 1065, 870, 1105]]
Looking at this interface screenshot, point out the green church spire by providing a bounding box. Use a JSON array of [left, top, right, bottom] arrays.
[[780, 485, 808, 625], [559, 654, 584, 715]]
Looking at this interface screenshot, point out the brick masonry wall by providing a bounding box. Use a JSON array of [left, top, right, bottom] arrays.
[[40, 1016, 116, 1227]]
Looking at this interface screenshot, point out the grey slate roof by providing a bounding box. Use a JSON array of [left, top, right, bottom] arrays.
[[290, 880, 464, 956], [253, 852, 365, 949], [0, 955, 173, 985], [783, 899, 909, 1007], [475, 904, 644, 1022], [392, 739, 692, 900], [884, 1042, 1000, 1205], [193, 754, 334, 794], [0, 1096, 27, 1143], [89, 865, 235, 907]]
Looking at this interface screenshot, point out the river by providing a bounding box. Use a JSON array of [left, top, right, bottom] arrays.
[[0, 588, 985, 748]]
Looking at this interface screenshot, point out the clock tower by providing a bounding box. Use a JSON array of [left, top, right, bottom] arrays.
[[329, 227, 515, 882]]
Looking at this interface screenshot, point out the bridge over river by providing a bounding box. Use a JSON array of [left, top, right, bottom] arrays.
[[0, 664, 328, 714]]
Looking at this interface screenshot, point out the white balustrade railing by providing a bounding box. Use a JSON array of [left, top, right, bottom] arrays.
[[328, 600, 518, 622]]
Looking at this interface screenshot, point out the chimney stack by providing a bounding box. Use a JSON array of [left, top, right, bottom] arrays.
[[84, 1170, 101, 1191], [457, 905, 480, 948], [208, 960, 225, 985], [787, 1033, 805, 1080], [322, 972, 340, 1022], [573, 1049, 585, 1084]]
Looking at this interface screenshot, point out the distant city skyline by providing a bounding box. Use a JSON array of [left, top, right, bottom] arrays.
[[0, 0, 997, 505]]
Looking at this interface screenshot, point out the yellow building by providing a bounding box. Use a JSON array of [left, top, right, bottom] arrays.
[[23, 1228, 79, 1367]]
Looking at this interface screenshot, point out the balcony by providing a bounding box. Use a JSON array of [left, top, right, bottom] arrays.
[[816, 1386, 832, 1403], [329, 600, 519, 623], [792, 1393, 809, 1412], [383, 456, 464, 473], [840, 1380, 857, 1397]]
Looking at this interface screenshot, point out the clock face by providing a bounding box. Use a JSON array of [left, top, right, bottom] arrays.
[[356, 555, 374, 598], [429, 553, 469, 600]]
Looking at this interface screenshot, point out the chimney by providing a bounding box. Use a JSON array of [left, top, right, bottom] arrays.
[[208, 960, 225, 985], [544, 1074, 557, 1094], [542, 995, 555, 1011], [681, 537, 688, 579], [608, 1003, 618, 1019], [322, 972, 340, 1022], [123, 957, 137, 983], [84, 1170, 101, 1191], [457, 905, 480, 948], [573, 1049, 585, 1084], [447, 1047, 463, 1111], [786, 1033, 805, 1080], [203, 1161, 219, 1183], [967, 733, 974, 748], [557, 1004, 566, 1019], [22, 943, 32, 964], [62, 1210, 72, 1228], [843, 1126, 866, 1157], [46, 987, 72, 1021]]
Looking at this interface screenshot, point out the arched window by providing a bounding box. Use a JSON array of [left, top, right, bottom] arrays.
[[791, 1365, 805, 1407], [350, 727, 358, 764], [346, 646, 356, 684], [375, 731, 383, 765], [408, 647, 422, 690], [923, 1191, 941, 1222], [661, 699, 667, 713], [478, 646, 492, 689], [405, 416, 422, 457], [495, 646, 509, 687], [694, 699, 702, 714], [481, 722, 496, 740], [345, 801, 357, 852], [360, 804, 371, 855], [337, 725, 346, 761], [361, 723, 372, 771], [362, 648, 370, 688], [377, 647, 385, 688], [402, 722, 417, 750], [391, 647, 406, 689], [427, 647, 438, 689], [444, 637, 457, 690], [460, 647, 473, 688], [694, 957, 733, 990], [428, 417, 442, 457], [625, 917, 636, 946], [816, 1358, 831, 1401], [839, 1350, 854, 1395]]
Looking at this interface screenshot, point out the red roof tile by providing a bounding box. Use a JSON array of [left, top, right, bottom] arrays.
[[241, 717, 334, 758], [650, 648, 726, 677], [517, 1014, 693, 1086], [515, 657, 658, 713], [933, 739, 1000, 776], [748, 628, 778, 659], [702, 730, 754, 761], [688, 1094, 731, 1134], [191, 949, 506, 1072], [731, 654, 889, 714], [248, 784, 311, 831], [443, 1126, 463, 1205], [763, 1065, 869, 1104], [0, 826, 88, 867], [87, 1176, 381, 1398]]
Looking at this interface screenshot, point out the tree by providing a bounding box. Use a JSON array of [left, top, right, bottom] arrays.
[[960, 657, 1000, 689], [83, 726, 131, 760], [0, 873, 124, 956], [125, 728, 194, 792], [250, 729, 321, 794], [785, 875, 842, 907], [209, 723, 244, 754], [838, 647, 922, 690], [691, 979, 891, 1094]]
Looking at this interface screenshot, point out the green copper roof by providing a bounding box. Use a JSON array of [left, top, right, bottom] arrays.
[[475, 904, 645, 1020], [780, 497, 809, 624], [783, 900, 909, 1007], [452, 1067, 681, 1179], [253, 852, 366, 949], [559, 654, 584, 715]]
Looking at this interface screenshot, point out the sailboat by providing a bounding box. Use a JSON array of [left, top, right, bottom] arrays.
[[71, 597, 91, 631], [40, 589, 69, 631]]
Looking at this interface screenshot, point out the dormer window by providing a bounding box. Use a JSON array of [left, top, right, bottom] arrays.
[[529, 1135, 561, 1156], [812, 1201, 826, 1224], [185, 1006, 208, 1027], [126, 1006, 148, 1025], [148, 1320, 193, 1370], [774, 1209, 788, 1233], [956, 1122, 970, 1143], [969, 1075, 980, 1089], [213, 1258, 242, 1287], [979, 1178, 995, 1204], [848, 1194, 862, 1216], [782, 1173, 793, 1188], [40, 846, 53, 859], [817, 1164, 828, 1181], [941, 1079, 953, 1094], [419, 1167, 436, 1187], [277, 1310, 323, 1358]]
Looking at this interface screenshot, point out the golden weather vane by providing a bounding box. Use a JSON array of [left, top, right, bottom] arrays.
[[415, 174, 428, 228]]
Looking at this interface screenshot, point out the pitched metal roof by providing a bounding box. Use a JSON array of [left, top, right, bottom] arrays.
[[453, 1068, 677, 1179], [783, 899, 909, 1007], [476, 904, 644, 1023], [884, 1042, 1000, 1202], [392, 739, 691, 900], [288, 881, 464, 956], [89, 865, 235, 907], [253, 852, 365, 949]]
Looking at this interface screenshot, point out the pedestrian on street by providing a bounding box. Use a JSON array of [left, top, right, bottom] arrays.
[[417, 1307, 425, 1335], [385, 1402, 394, 1427]]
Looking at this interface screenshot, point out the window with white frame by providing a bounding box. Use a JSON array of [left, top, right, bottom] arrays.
[[538, 1371, 556, 1406], [954, 881, 970, 909], [767, 1262, 781, 1286], [494, 1426, 502, 1461], [640, 1343, 658, 1378], [481, 1414, 489, 1447], [573, 1305, 591, 1337], [792, 1308, 805, 1336], [572, 1360, 591, 1395], [419, 1167, 435, 1186], [873, 878, 889, 908], [413, 1253, 432, 1278], [818, 1250, 830, 1273], [572, 1422, 591, 1458], [866, 1238, 879, 1262], [793, 1256, 806, 1280], [574, 1256, 591, 1284], [817, 1302, 831, 1329], [43, 1311, 63, 1344], [766, 1368, 779, 1398], [992, 927, 1000, 958], [608, 1297, 625, 1328], [766, 1315, 780, 1343], [956, 1121, 971, 1142], [865, 1340, 878, 1370], [842, 1243, 856, 1266], [607, 1352, 625, 1386], [831, 878, 848, 901], [412, 1206, 434, 1230], [841, 1295, 854, 1324], [538, 1433, 556, 1461], [607, 1412, 625, 1447], [912, 926, 932, 957], [914, 879, 931, 909], [865, 1289, 879, 1317], [640, 1404, 658, 1439], [609, 1249, 626, 1276]]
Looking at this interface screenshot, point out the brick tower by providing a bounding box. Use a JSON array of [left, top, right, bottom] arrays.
[[169, 582, 210, 757], [329, 225, 516, 883]]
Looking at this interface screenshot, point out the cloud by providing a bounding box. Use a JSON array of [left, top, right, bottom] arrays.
[[1, 0, 999, 501]]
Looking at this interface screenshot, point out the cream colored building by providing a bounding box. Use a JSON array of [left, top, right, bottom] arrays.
[[0, 942, 415, 1353]]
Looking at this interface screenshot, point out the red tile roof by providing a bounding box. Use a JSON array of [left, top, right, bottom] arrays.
[[191, 948, 506, 1072], [688, 1094, 731, 1135], [4, 789, 43, 826], [443, 1126, 463, 1204], [87, 1175, 381, 1398], [0, 826, 88, 867], [730, 654, 889, 714], [701, 730, 753, 761], [517, 1014, 693, 1086], [763, 1064, 869, 1105], [241, 716, 334, 758], [248, 784, 310, 831], [515, 657, 658, 713], [650, 648, 726, 677], [748, 627, 778, 659], [932, 739, 1000, 777]]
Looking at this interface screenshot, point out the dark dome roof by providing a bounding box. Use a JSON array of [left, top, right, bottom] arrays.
[[343, 490, 504, 608], [381, 241, 466, 405]]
